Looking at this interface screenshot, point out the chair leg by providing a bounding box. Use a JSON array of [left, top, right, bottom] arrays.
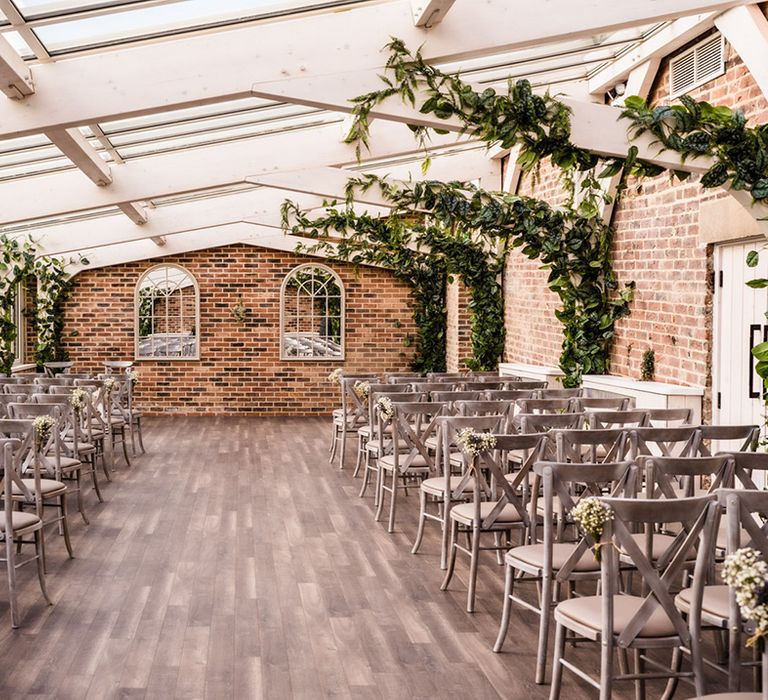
[[352, 435, 365, 478], [374, 468, 386, 521], [358, 454, 372, 498], [661, 647, 684, 700], [34, 530, 52, 606], [494, 531, 504, 565], [535, 571, 553, 684], [329, 424, 338, 462], [129, 418, 137, 455], [386, 471, 398, 533], [599, 630, 613, 700], [411, 489, 428, 555], [440, 519, 459, 591], [633, 648, 645, 700], [440, 502, 452, 570], [6, 534, 18, 629], [339, 427, 348, 469], [60, 495, 74, 559], [75, 471, 89, 525], [90, 459, 104, 503], [136, 418, 146, 454], [493, 563, 515, 653], [102, 442, 113, 481], [466, 525, 481, 613], [549, 622, 566, 700]]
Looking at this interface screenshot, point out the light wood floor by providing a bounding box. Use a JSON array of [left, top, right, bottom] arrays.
[[0, 417, 729, 698]]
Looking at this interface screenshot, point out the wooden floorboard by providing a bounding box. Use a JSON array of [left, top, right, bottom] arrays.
[[0, 416, 730, 699]]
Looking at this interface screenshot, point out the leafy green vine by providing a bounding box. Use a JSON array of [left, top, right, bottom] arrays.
[[284, 176, 633, 385], [0, 235, 36, 375], [33, 255, 79, 366]]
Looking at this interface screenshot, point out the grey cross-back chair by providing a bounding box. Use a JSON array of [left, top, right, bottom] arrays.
[[495, 461, 638, 685], [375, 401, 447, 533], [461, 381, 505, 391], [440, 432, 548, 613], [426, 372, 466, 381], [455, 399, 516, 431], [353, 382, 412, 477], [549, 495, 717, 700], [358, 390, 423, 503], [696, 425, 760, 457], [385, 372, 422, 383], [519, 412, 584, 433], [330, 375, 378, 468], [630, 426, 700, 463], [588, 409, 649, 430], [483, 389, 535, 402], [676, 489, 768, 695], [0, 438, 52, 628], [429, 390, 482, 409], [0, 412, 74, 563], [555, 427, 630, 464], [411, 381, 458, 393], [723, 451, 768, 492], [537, 388, 583, 399], [411, 414, 505, 570], [505, 380, 548, 391], [645, 408, 693, 427], [517, 398, 575, 415], [0, 394, 25, 418], [4, 384, 44, 396]]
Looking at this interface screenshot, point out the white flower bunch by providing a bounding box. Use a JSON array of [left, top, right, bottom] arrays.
[[570, 497, 613, 560], [376, 396, 394, 421], [126, 369, 139, 385], [69, 388, 87, 413], [353, 381, 370, 402], [455, 428, 497, 456], [103, 377, 117, 393], [328, 368, 343, 385], [32, 415, 55, 451], [723, 547, 768, 645]]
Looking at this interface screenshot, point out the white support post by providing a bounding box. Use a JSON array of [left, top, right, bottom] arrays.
[[44, 127, 113, 186], [0, 34, 33, 99], [716, 4, 768, 99], [501, 146, 523, 195], [411, 0, 456, 27]]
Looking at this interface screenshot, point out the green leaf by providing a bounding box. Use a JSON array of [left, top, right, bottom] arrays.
[[747, 250, 760, 267], [747, 278, 768, 289], [753, 342, 768, 361]]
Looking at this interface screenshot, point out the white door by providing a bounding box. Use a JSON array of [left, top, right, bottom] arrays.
[[713, 239, 768, 440]]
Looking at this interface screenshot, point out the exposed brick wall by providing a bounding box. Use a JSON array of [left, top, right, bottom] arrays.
[[445, 279, 472, 371], [61, 244, 416, 416], [503, 34, 768, 421]]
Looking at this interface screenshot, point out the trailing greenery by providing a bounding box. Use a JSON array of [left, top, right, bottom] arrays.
[[641, 348, 655, 382], [0, 235, 36, 375], [33, 255, 77, 366], [281, 202, 448, 373], [283, 176, 633, 385]]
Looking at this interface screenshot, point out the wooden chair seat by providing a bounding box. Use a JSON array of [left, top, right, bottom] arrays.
[[13, 478, 67, 498], [506, 543, 599, 573], [450, 501, 525, 527], [622, 532, 697, 562], [676, 584, 730, 627], [420, 476, 475, 497], [555, 594, 678, 638], [378, 453, 430, 471], [0, 510, 41, 534], [43, 455, 81, 471]]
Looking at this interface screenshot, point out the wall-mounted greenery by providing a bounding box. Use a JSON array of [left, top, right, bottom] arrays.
[[283, 176, 633, 385], [0, 235, 36, 375]]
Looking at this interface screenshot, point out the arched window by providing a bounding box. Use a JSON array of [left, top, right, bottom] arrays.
[[135, 264, 199, 359], [280, 264, 344, 360]]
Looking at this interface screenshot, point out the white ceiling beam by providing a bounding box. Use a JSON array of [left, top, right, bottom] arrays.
[[716, 4, 768, 99], [411, 0, 456, 27], [0, 0, 758, 140], [0, 0, 50, 60], [117, 201, 148, 225], [502, 146, 523, 194], [0, 121, 465, 225], [588, 12, 717, 95], [28, 189, 322, 256], [0, 34, 34, 99], [43, 127, 112, 186]]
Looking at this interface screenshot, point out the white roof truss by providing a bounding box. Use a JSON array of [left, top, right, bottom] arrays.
[[0, 34, 33, 99], [715, 4, 768, 99], [411, 0, 456, 27]]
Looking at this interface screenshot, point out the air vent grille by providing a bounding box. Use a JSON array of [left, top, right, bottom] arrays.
[[669, 33, 725, 98]]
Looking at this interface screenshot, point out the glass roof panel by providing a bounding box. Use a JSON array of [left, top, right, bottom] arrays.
[[2, 30, 36, 58], [30, 0, 374, 53]]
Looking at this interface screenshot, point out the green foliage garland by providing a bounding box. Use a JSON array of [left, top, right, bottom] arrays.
[[284, 176, 633, 385], [281, 202, 448, 373], [0, 235, 36, 375], [33, 255, 77, 366]]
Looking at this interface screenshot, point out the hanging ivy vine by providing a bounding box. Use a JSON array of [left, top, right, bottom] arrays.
[[33, 255, 79, 366], [0, 235, 36, 375], [283, 176, 633, 385]]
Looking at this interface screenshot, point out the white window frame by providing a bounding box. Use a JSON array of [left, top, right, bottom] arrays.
[[134, 263, 200, 361], [280, 263, 345, 361]]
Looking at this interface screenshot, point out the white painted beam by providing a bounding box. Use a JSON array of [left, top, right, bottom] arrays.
[[716, 4, 768, 99], [412, 0, 456, 27], [70, 222, 336, 272], [0, 121, 464, 225], [117, 201, 148, 225], [44, 127, 112, 186], [0, 0, 757, 140], [0, 34, 33, 99], [588, 13, 717, 95], [501, 146, 523, 194]]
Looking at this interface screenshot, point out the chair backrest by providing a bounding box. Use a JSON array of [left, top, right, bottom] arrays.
[[434, 414, 504, 486], [644, 407, 693, 427], [457, 432, 550, 530], [411, 381, 458, 392], [588, 409, 648, 430], [382, 401, 447, 474], [455, 400, 516, 431], [575, 396, 631, 411], [429, 390, 482, 407], [34, 376, 74, 387], [461, 381, 504, 391], [0, 419, 42, 504], [385, 372, 422, 383], [517, 398, 574, 415], [630, 426, 699, 460], [470, 371, 502, 380], [536, 388, 583, 399], [505, 380, 548, 390], [716, 488, 768, 556], [368, 391, 424, 441], [646, 455, 733, 499], [483, 389, 534, 402], [554, 428, 630, 464], [519, 412, 584, 433], [717, 451, 768, 491], [696, 424, 760, 456], [0, 439, 33, 523], [0, 394, 25, 417], [427, 372, 467, 381], [4, 383, 43, 396], [597, 495, 717, 649], [339, 376, 378, 428]]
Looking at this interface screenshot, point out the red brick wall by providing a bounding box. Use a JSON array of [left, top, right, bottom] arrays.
[[61, 244, 416, 415], [503, 36, 768, 419], [446, 279, 472, 371]]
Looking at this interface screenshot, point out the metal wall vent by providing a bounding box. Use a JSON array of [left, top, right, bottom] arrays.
[[669, 33, 725, 98]]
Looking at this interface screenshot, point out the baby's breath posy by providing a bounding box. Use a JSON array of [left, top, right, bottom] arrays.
[[32, 415, 55, 451], [328, 368, 343, 385], [353, 381, 370, 402], [376, 396, 394, 421], [570, 497, 613, 561], [455, 428, 496, 456], [723, 547, 768, 648]]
